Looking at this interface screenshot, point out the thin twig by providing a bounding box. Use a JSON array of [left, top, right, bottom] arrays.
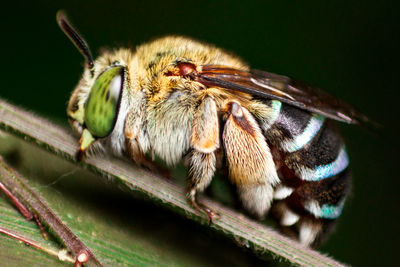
[[0, 99, 346, 267], [0, 226, 75, 264], [0, 157, 102, 266]]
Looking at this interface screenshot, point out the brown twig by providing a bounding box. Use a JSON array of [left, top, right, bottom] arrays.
[[0, 99, 346, 266], [0, 157, 102, 267]]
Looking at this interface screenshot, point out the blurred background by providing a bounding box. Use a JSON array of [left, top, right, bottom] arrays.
[[0, 1, 398, 266]]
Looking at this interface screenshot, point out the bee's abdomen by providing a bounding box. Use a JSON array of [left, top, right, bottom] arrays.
[[282, 167, 350, 219], [257, 100, 351, 245]]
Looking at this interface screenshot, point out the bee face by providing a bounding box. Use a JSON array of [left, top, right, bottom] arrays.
[[66, 45, 138, 156], [59, 12, 366, 247]]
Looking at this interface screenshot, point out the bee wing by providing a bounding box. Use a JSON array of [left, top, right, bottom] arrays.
[[196, 65, 370, 125]]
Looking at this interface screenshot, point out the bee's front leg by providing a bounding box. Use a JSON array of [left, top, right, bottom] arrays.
[[124, 107, 171, 179], [125, 138, 171, 179]]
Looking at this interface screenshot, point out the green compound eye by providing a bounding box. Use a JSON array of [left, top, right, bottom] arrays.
[[84, 66, 124, 138]]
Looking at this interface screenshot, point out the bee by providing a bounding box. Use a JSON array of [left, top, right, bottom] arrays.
[[57, 11, 370, 247]]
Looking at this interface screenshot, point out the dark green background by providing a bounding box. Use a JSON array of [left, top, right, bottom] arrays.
[[1, 1, 398, 266]]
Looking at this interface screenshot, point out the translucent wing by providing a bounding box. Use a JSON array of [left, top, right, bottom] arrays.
[[194, 65, 370, 125]]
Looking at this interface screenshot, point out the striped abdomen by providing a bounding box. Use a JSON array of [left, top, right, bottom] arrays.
[[257, 99, 351, 246]]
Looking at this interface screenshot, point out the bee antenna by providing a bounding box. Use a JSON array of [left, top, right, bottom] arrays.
[[57, 10, 94, 70]]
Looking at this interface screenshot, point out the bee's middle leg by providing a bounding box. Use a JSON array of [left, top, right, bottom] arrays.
[[187, 150, 220, 222]]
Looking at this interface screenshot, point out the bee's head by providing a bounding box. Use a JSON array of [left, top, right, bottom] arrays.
[[57, 11, 127, 156]]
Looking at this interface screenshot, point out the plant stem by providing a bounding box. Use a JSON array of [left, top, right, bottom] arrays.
[[0, 99, 346, 267]]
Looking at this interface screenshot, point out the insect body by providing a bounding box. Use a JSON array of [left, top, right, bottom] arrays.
[[58, 12, 368, 247]]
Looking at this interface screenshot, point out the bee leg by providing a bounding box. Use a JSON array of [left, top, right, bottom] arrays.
[[140, 157, 171, 180], [222, 100, 280, 218], [125, 138, 171, 179], [187, 97, 220, 222], [124, 105, 171, 179], [187, 151, 220, 222], [189, 199, 220, 223], [0, 182, 48, 239], [237, 184, 275, 219]]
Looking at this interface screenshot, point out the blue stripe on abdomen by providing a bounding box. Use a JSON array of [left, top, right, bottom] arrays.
[[304, 199, 345, 219], [298, 147, 349, 181], [281, 114, 325, 152]]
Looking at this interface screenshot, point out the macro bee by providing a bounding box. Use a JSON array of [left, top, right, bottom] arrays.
[[57, 11, 370, 247]]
